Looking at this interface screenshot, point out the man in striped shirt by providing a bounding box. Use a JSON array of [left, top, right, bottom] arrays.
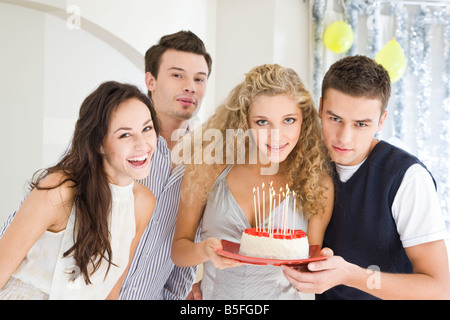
[[118, 31, 212, 299]]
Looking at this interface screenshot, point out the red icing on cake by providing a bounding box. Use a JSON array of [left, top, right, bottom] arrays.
[[244, 228, 306, 240]]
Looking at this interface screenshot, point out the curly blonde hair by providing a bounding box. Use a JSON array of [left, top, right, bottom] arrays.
[[177, 64, 331, 217]]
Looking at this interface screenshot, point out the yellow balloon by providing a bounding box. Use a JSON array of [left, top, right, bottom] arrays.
[[324, 21, 354, 53], [374, 38, 406, 83]]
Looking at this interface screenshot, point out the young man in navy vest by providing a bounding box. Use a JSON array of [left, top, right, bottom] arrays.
[[282, 55, 450, 299]]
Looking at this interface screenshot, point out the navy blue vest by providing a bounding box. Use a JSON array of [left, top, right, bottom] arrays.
[[318, 141, 435, 300]]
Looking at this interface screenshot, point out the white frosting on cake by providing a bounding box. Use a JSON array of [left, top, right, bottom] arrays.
[[239, 229, 309, 260]]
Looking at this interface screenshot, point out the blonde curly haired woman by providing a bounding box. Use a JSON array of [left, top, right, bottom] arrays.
[[171, 64, 334, 299]]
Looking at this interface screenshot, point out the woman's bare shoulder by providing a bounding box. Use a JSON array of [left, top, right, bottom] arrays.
[[132, 181, 156, 228]]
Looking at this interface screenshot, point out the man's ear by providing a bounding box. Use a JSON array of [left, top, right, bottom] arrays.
[[145, 72, 156, 92], [377, 110, 388, 132], [318, 97, 323, 118]]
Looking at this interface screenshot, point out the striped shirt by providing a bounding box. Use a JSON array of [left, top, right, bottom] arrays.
[[119, 136, 196, 300], [0, 205, 19, 238], [0, 136, 196, 300]]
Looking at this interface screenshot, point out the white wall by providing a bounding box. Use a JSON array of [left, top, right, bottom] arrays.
[[214, 0, 310, 111], [0, 0, 311, 225], [0, 3, 45, 217], [41, 12, 145, 166]]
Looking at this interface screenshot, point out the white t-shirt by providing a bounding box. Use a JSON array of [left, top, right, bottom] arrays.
[[335, 162, 448, 248]]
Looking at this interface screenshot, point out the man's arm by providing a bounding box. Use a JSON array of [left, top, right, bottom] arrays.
[[0, 212, 16, 238], [163, 264, 197, 300], [282, 240, 450, 299]]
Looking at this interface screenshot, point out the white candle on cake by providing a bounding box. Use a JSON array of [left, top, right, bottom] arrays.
[[284, 185, 290, 235], [262, 183, 265, 232], [253, 187, 258, 230], [268, 183, 272, 235], [256, 186, 261, 231], [277, 188, 282, 233], [292, 191, 296, 233]]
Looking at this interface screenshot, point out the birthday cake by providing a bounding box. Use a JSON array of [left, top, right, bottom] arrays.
[[239, 228, 309, 260]]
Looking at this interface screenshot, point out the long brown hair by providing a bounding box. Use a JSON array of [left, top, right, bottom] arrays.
[[31, 81, 159, 284]]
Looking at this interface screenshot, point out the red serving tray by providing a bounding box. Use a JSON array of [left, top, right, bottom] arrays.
[[216, 239, 327, 266]]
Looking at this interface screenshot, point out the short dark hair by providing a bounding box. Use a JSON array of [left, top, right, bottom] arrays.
[[321, 55, 391, 112], [144, 30, 212, 79]]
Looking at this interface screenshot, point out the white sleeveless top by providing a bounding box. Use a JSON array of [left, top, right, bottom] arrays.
[[11, 182, 136, 300]]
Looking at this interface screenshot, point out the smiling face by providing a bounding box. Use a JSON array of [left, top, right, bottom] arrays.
[[319, 88, 387, 166], [145, 49, 209, 122], [101, 98, 157, 186], [249, 93, 302, 164]]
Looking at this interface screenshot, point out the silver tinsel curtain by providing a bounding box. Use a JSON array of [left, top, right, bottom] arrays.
[[311, 0, 450, 232]]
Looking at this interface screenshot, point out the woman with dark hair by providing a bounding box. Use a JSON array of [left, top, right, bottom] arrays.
[[0, 81, 159, 299]]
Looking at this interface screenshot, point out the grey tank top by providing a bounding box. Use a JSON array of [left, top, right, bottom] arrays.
[[200, 166, 313, 300]]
